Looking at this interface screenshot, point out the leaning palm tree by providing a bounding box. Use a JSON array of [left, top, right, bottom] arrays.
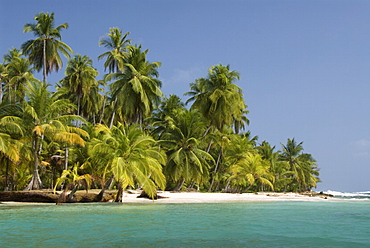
[[21, 12, 73, 83], [23, 80, 88, 190], [54, 163, 93, 203], [88, 123, 166, 202], [98, 27, 131, 73], [106, 45, 163, 126]]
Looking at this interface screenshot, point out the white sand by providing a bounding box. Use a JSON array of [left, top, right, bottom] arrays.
[[121, 191, 338, 203], [0, 191, 339, 204]]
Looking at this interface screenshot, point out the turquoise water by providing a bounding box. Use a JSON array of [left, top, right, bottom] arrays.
[[1, 201, 370, 247]]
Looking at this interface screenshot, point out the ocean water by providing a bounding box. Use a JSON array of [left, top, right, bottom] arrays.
[[325, 190, 370, 199], [1, 200, 370, 247]]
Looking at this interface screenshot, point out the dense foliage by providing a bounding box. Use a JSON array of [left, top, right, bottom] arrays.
[[0, 12, 320, 200]]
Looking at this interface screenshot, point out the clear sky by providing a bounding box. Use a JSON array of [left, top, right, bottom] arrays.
[[1, 0, 370, 192]]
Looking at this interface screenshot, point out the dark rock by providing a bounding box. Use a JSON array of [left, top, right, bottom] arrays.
[[0, 191, 58, 203]]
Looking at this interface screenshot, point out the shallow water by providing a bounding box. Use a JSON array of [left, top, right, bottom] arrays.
[[1, 201, 369, 247]]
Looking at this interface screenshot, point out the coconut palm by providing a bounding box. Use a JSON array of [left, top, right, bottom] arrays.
[[185, 64, 248, 133], [88, 123, 166, 201], [21, 12, 73, 83], [257, 141, 291, 191], [58, 54, 99, 118], [152, 94, 185, 121], [98, 27, 131, 73], [80, 80, 105, 125], [207, 129, 232, 192], [0, 101, 26, 190], [153, 110, 214, 190], [2, 48, 35, 103], [54, 163, 93, 202], [0, 119, 23, 191], [227, 153, 273, 192], [106, 45, 163, 126], [23, 80, 88, 190], [296, 153, 321, 191], [221, 133, 258, 191], [279, 138, 320, 192], [149, 94, 186, 138]]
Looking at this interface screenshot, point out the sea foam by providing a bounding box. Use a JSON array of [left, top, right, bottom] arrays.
[[324, 190, 370, 199]]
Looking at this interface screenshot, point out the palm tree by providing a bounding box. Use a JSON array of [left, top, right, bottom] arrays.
[[207, 129, 231, 192], [221, 133, 258, 191], [149, 94, 186, 137], [23, 80, 88, 190], [152, 94, 185, 121], [2, 48, 35, 103], [227, 153, 274, 192], [296, 153, 321, 191], [185, 64, 248, 133], [54, 163, 93, 203], [279, 138, 320, 192], [153, 110, 214, 191], [88, 123, 166, 201], [21, 12, 73, 83], [58, 54, 99, 118], [98, 27, 131, 73], [106, 45, 163, 126], [257, 141, 290, 191], [0, 115, 24, 190], [80, 80, 105, 125]]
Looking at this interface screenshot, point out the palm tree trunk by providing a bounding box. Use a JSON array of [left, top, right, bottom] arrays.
[[43, 39, 47, 83], [224, 178, 231, 192], [67, 184, 79, 201], [60, 147, 69, 190], [208, 148, 222, 192], [109, 99, 117, 129], [244, 184, 253, 193], [95, 175, 115, 202], [25, 137, 43, 190], [25, 150, 43, 190], [115, 182, 124, 202], [76, 96, 81, 127], [174, 179, 185, 191], [0, 82, 3, 104], [203, 125, 212, 137], [99, 96, 107, 124], [4, 160, 9, 191], [64, 147, 69, 171]]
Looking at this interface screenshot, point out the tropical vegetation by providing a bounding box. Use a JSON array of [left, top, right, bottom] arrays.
[[0, 12, 320, 201]]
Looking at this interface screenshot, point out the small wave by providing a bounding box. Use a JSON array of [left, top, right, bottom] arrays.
[[324, 190, 370, 199]]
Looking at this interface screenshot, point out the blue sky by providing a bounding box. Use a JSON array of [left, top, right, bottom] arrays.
[[2, 0, 370, 192]]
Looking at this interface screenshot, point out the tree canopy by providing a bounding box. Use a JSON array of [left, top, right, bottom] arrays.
[[0, 12, 320, 197]]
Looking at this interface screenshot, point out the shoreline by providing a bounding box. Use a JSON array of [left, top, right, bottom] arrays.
[[0, 190, 354, 204], [121, 191, 340, 203]]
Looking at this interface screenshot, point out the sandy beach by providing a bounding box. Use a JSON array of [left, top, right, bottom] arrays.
[[120, 191, 336, 203], [0, 190, 340, 204]]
